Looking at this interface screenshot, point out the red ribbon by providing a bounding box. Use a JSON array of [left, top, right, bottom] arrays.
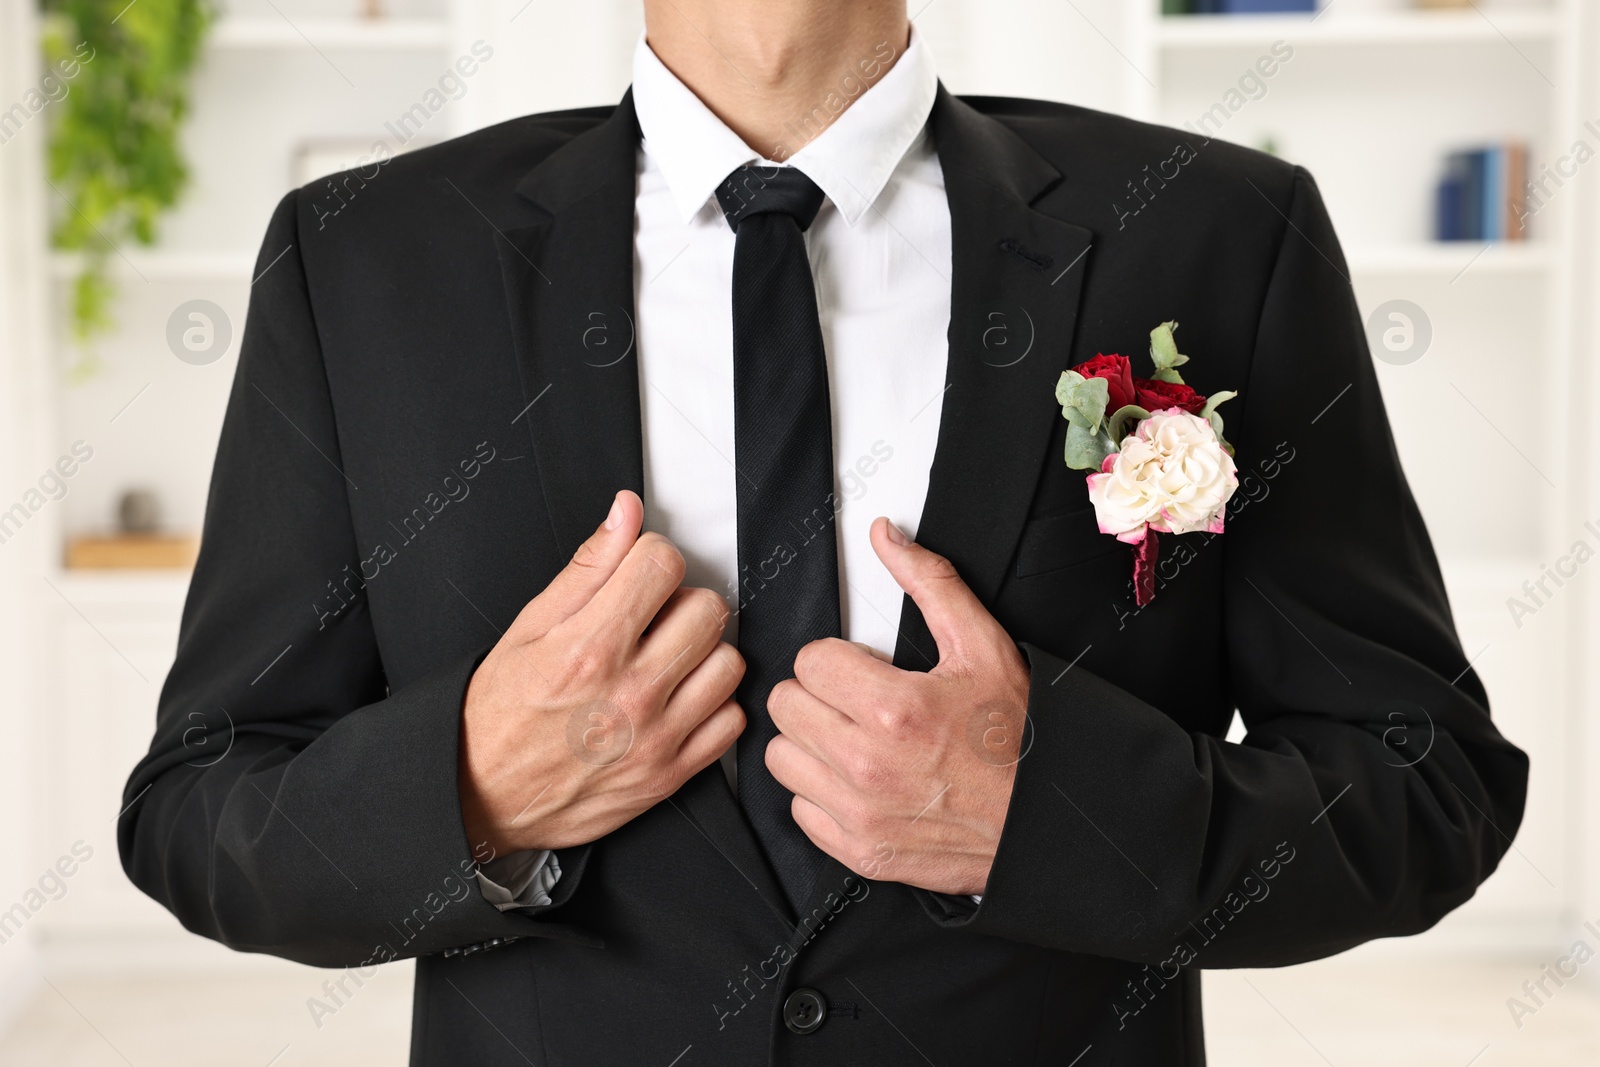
[[1133, 530, 1159, 607]]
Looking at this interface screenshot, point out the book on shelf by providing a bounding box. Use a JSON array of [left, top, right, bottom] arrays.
[[1436, 142, 1529, 242], [1162, 0, 1318, 13]]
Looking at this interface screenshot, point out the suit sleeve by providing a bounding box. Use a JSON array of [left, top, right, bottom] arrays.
[[117, 193, 593, 968], [939, 167, 1530, 966]]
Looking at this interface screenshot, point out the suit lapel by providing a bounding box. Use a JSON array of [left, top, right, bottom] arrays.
[[672, 766, 797, 928], [502, 94, 645, 557], [502, 92, 794, 927], [893, 88, 1094, 670]]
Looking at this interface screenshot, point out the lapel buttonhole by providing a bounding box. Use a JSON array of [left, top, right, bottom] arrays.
[[999, 238, 1054, 272]]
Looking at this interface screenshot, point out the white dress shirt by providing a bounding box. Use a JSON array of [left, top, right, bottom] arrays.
[[479, 28, 950, 909]]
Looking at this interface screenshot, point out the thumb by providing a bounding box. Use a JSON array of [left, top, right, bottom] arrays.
[[870, 517, 995, 667], [517, 490, 642, 638]]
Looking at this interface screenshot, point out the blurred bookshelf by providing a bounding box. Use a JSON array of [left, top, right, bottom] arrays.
[[1133, 0, 1582, 957], [1345, 240, 1552, 275], [18, 0, 648, 976], [1156, 8, 1560, 47]]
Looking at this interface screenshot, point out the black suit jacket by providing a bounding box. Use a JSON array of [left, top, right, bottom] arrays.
[[120, 88, 1528, 1066]]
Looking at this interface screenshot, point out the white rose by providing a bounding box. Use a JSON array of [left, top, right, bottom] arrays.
[[1086, 410, 1238, 543]]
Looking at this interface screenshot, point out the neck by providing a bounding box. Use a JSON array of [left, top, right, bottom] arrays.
[[641, 0, 911, 161]]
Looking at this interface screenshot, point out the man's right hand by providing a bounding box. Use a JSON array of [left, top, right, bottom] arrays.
[[458, 490, 745, 858]]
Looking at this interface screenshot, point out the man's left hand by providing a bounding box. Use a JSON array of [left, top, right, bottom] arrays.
[[766, 518, 1032, 897]]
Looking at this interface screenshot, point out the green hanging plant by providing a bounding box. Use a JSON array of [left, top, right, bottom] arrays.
[[41, 0, 212, 378]]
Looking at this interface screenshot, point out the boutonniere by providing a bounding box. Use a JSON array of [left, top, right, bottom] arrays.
[[1054, 321, 1239, 607]]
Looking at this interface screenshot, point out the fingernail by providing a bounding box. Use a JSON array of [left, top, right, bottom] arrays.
[[883, 520, 909, 546], [604, 494, 624, 530]]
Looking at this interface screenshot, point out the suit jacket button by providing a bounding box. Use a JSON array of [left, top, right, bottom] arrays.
[[783, 988, 827, 1035]]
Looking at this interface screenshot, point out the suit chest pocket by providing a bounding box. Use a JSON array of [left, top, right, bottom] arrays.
[[1014, 507, 1123, 578]]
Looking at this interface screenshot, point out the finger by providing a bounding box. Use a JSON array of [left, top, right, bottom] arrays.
[[637, 587, 731, 692], [790, 795, 852, 865], [851, 641, 894, 664], [661, 642, 745, 742], [792, 638, 909, 728], [562, 531, 686, 657], [516, 490, 643, 639], [764, 735, 846, 823], [767, 678, 856, 766], [674, 699, 746, 777], [870, 517, 1001, 666]]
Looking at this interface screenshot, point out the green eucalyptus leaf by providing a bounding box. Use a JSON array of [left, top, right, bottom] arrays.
[[1150, 321, 1180, 365], [1105, 403, 1151, 445], [1211, 419, 1236, 457], [1198, 390, 1237, 420], [1064, 423, 1115, 471], [1198, 391, 1237, 454], [1205, 411, 1235, 455], [1055, 370, 1109, 433], [1054, 369, 1082, 407], [1149, 320, 1190, 384]]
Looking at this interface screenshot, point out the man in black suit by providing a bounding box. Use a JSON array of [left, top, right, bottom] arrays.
[[121, 1, 1528, 1063]]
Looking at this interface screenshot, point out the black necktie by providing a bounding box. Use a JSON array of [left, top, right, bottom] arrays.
[[716, 166, 836, 913]]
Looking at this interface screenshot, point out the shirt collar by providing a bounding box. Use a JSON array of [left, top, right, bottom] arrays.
[[631, 26, 938, 226]]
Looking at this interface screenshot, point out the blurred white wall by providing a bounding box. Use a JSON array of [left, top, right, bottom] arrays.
[[0, 0, 52, 1034]]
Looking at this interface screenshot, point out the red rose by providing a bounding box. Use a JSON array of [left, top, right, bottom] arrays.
[[1133, 377, 1207, 415], [1070, 353, 1136, 414]]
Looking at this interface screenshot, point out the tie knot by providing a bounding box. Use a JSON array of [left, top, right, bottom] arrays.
[[716, 166, 825, 232]]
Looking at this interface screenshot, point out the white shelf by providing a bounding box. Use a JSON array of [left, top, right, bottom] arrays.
[[50, 250, 255, 281], [208, 16, 451, 51], [1158, 9, 1560, 49], [49, 569, 192, 607], [1346, 242, 1552, 276]]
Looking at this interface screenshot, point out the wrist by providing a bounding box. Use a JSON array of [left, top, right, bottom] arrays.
[[457, 703, 512, 860], [457, 779, 507, 862]]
